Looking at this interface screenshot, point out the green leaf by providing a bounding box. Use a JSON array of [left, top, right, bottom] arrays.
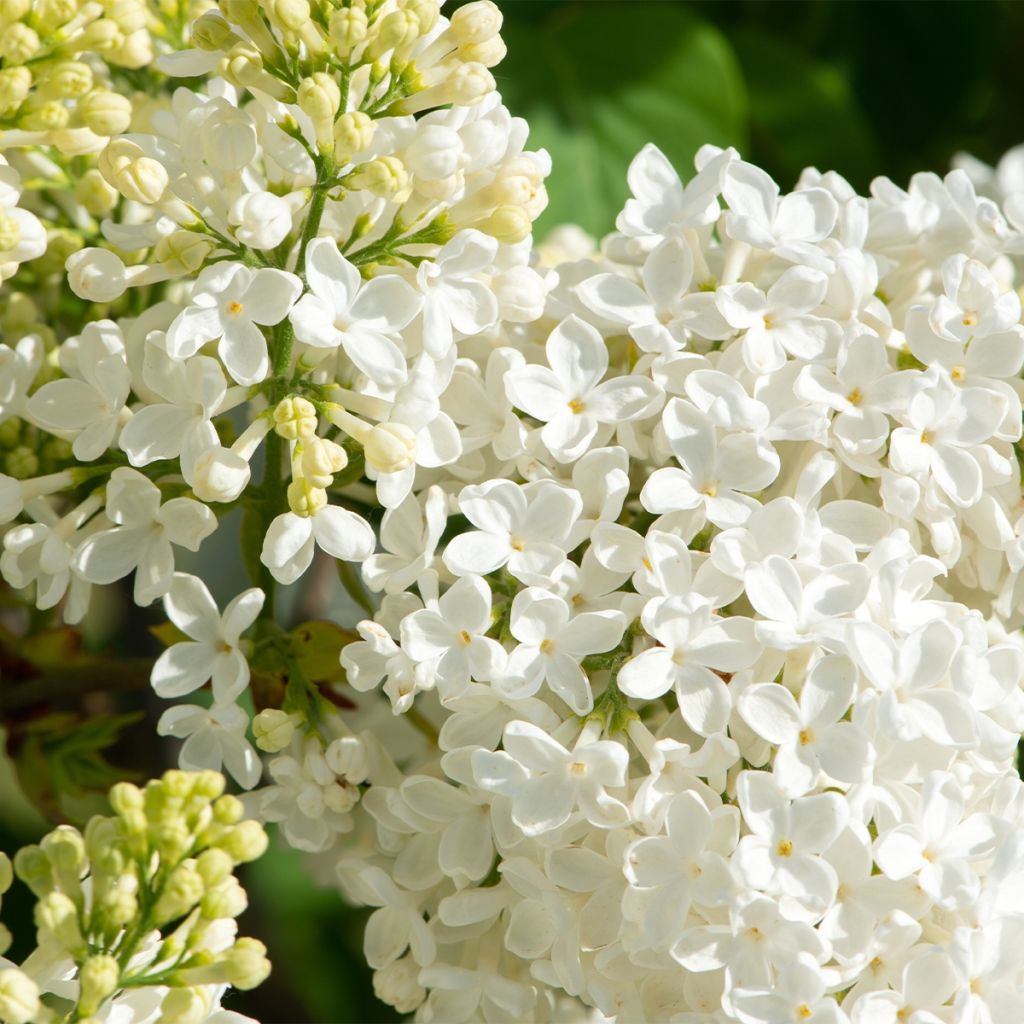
[[730, 27, 881, 190], [499, 2, 747, 236]]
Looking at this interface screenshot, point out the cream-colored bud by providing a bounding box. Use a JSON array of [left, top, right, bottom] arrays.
[[109, 781, 144, 817], [273, 395, 318, 440], [99, 139, 168, 204], [0, 24, 40, 64], [0, 968, 40, 1024], [66, 247, 128, 303], [192, 770, 226, 801], [0, 924, 10, 957], [476, 203, 531, 243], [78, 955, 120, 1016], [97, 883, 138, 929], [105, 0, 148, 32], [0, 853, 11, 895], [1, 0, 32, 25], [201, 876, 248, 920], [79, 90, 133, 136], [450, 0, 502, 45], [215, 820, 268, 863], [458, 35, 506, 67], [33, 0, 75, 32], [287, 478, 327, 517], [301, 436, 347, 487], [403, 0, 439, 35], [329, 6, 368, 57], [35, 891, 85, 953], [71, 18, 124, 54], [367, 9, 420, 59], [153, 860, 205, 926], [195, 848, 234, 888], [333, 110, 374, 164], [46, 61, 93, 98], [107, 27, 153, 69], [212, 794, 244, 825], [152, 230, 213, 274], [41, 824, 85, 873], [350, 155, 408, 198], [363, 422, 416, 473], [445, 61, 494, 104], [159, 987, 210, 1024], [267, 0, 310, 31], [252, 709, 300, 752], [225, 937, 272, 990], [298, 73, 340, 122], [20, 98, 69, 132], [13, 845, 53, 899], [0, 67, 30, 117], [191, 11, 239, 51]]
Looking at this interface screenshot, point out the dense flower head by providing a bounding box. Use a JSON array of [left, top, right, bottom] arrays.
[[2, 2, 1024, 1023]]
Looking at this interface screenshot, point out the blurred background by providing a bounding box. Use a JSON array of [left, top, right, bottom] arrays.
[[3, 0, 1024, 1020]]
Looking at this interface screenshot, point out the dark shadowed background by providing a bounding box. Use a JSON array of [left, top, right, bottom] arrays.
[[2, 1, 1022, 1020]]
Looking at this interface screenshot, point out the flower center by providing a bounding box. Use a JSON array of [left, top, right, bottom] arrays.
[[798, 728, 813, 746], [458, 630, 472, 647], [919, 429, 934, 445], [776, 839, 794, 858], [846, 387, 863, 406], [539, 638, 554, 654], [567, 398, 586, 414], [227, 300, 244, 316], [797, 1006, 813, 1020], [950, 364, 966, 381]]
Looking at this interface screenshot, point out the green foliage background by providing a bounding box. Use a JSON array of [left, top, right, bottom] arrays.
[[2, 1, 1023, 1021]]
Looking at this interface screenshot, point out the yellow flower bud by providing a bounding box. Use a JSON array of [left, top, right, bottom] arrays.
[[404, 0, 439, 35], [195, 848, 234, 888], [450, 0, 502, 45], [33, 0, 76, 34], [363, 422, 417, 473], [191, 11, 239, 52], [0, 23, 39, 64], [252, 708, 300, 752], [267, 0, 311, 32], [152, 230, 213, 275], [476, 203, 531, 244], [273, 395, 318, 440], [1, 0, 32, 25], [200, 876, 248, 920], [215, 820, 269, 863], [329, 6, 368, 57], [159, 987, 210, 1024], [212, 794, 245, 825], [191, 770, 226, 801], [105, 0, 149, 33], [13, 845, 53, 899], [35, 891, 85, 954], [69, 18, 124, 54], [224, 937, 272, 990], [301, 436, 348, 487], [368, 9, 422, 59], [458, 35, 506, 67], [45, 60, 93, 98], [350, 155, 408, 198], [0, 967, 40, 1024], [333, 109, 374, 165], [79, 90, 133, 136], [20, 98, 70, 132], [99, 139, 168, 204], [153, 861, 205, 926], [287, 478, 328, 517], [0, 67, 30, 117], [445, 61, 494, 104], [78, 955, 120, 1016], [298, 72, 340, 152]]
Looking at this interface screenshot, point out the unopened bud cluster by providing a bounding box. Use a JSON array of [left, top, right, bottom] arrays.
[[3, 771, 270, 1022]]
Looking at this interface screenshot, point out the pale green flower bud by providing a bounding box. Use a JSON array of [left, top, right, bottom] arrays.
[[0, 967, 40, 1024], [450, 0, 502, 45], [350, 155, 408, 198], [476, 203, 531, 243], [35, 891, 85, 954], [458, 35, 506, 67], [79, 90, 133, 136], [267, 0, 311, 32], [215, 820, 268, 864], [20, 98, 70, 132], [163, 769, 194, 799], [191, 770, 226, 801], [195, 848, 234, 888], [4, 445, 35, 479], [212, 794, 244, 825], [252, 709, 300, 752], [105, 0, 148, 33], [46, 60, 93, 98], [108, 781, 144, 818], [333, 110, 374, 165], [150, 821, 192, 863], [40, 825, 85, 901], [70, 19, 124, 54], [329, 7, 368, 57], [297, 72, 340, 152], [0, 853, 11, 894], [367, 9, 421, 59], [0, 0, 32, 24], [191, 11, 239, 51], [201, 876, 248, 920], [98, 139, 168, 204], [153, 861, 205, 926], [224, 937, 272, 990], [0, 67, 30, 117], [273, 395, 318, 440], [13, 845, 53, 899], [0, 924, 11, 957], [287, 478, 328, 518], [404, 0, 439, 35], [0, 23, 39, 64], [78, 955, 120, 1016], [33, 0, 76, 34], [159, 987, 211, 1024], [364, 422, 417, 473], [152, 230, 213, 274], [96, 882, 138, 931]]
